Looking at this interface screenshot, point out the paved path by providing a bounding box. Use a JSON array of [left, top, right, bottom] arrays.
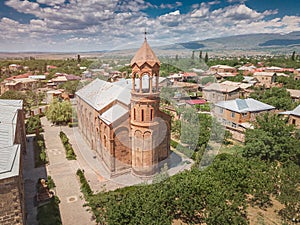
[[41, 118, 94, 225], [40, 117, 192, 224]]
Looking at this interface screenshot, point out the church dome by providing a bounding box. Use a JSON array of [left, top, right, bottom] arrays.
[[130, 38, 160, 67]]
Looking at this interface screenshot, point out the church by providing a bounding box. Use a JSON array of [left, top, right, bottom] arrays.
[[76, 38, 171, 177]]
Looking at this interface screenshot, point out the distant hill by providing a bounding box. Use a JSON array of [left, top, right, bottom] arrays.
[[158, 31, 300, 53]]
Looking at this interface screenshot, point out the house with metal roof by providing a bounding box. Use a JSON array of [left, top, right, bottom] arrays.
[[0, 99, 26, 224], [214, 98, 275, 141], [76, 38, 171, 177], [253, 71, 276, 88], [202, 82, 241, 103], [280, 104, 300, 128]]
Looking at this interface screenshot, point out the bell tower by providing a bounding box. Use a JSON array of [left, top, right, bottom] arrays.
[[130, 37, 170, 176]]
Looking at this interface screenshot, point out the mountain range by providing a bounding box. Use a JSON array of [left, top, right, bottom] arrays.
[[156, 31, 300, 55]]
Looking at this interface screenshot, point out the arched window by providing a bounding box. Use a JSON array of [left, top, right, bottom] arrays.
[[104, 135, 107, 148], [150, 108, 154, 121], [141, 109, 144, 122], [134, 108, 136, 120]]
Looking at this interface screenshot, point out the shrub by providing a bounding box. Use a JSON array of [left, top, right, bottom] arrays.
[[68, 122, 78, 127], [59, 131, 76, 160], [76, 169, 93, 198]]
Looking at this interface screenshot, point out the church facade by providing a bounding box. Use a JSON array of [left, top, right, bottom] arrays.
[[76, 39, 171, 177]]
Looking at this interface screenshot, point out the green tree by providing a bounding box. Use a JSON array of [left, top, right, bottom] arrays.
[[243, 113, 300, 164], [250, 87, 295, 110], [46, 98, 72, 125], [199, 50, 202, 59], [0, 90, 31, 112], [181, 107, 199, 148], [25, 115, 43, 134], [204, 52, 208, 63], [291, 51, 296, 61], [58, 80, 79, 95], [152, 163, 169, 184]]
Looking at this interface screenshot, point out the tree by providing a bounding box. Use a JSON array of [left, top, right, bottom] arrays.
[[46, 98, 72, 125], [181, 107, 199, 149], [250, 87, 295, 110], [152, 163, 169, 184], [199, 50, 202, 59], [204, 52, 208, 63], [291, 51, 296, 61], [25, 115, 43, 134], [191, 50, 195, 60], [243, 113, 300, 164], [0, 90, 30, 112], [58, 80, 79, 95]]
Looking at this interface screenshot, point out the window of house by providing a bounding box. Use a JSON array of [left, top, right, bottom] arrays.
[[242, 112, 247, 117], [222, 119, 227, 124], [292, 119, 296, 125], [219, 108, 224, 114], [231, 112, 235, 118], [232, 123, 237, 128]]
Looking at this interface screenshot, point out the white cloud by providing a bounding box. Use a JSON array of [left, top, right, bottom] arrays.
[[36, 0, 65, 6], [5, 0, 40, 14], [169, 10, 180, 16], [191, 3, 210, 18], [1, 0, 300, 52]]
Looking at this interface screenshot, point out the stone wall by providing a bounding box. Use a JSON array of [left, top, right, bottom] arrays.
[[0, 176, 24, 225]]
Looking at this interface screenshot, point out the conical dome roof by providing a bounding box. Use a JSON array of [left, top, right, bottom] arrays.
[[130, 38, 160, 67]]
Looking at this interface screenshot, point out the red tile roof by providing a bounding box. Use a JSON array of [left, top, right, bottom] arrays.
[[186, 99, 207, 105], [6, 72, 32, 80]]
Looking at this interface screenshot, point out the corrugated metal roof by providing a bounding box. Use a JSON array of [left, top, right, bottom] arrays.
[[215, 98, 275, 113], [253, 72, 275, 77], [281, 105, 300, 116], [76, 79, 131, 111], [0, 99, 23, 179], [203, 83, 240, 93], [99, 104, 128, 125], [76, 77, 166, 111]]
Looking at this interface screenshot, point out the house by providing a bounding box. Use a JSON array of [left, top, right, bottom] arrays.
[[182, 72, 198, 82], [238, 65, 256, 75], [264, 66, 282, 73], [287, 89, 300, 102], [0, 100, 26, 225], [46, 65, 57, 71], [185, 98, 207, 109], [0, 73, 38, 95], [242, 76, 257, 85], [294, 69, 300, 81], [253, 72, 276, 88], [48, 73, 81, 87], [76, 38, 170, 177], [294, 68, 300, 75], [209, 65, 237, 74], [8, 64, 23, 71], [214, 98, 275, 141], [280, 105, 300, 128], [202, 82, 240, 103], [221, 81, 253, 98], [167, 73, 182, 83], [214, 72, 237, 80]]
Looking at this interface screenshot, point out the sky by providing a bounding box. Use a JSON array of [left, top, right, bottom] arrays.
[[0, 0, 300, 52]]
